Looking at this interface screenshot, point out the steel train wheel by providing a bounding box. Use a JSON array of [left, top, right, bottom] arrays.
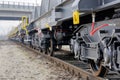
[[58, 45, 62, 50], [70, 45, 74, 54], [39, 48, 43, 53], [44, 49, 47, 54], [48, 39, 54, 56], [90, 60, 108, 77]]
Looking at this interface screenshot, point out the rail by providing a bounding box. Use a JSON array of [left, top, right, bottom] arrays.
[[12, 40, 120, 80]]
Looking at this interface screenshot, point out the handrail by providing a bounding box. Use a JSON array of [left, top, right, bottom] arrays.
[[0, 1, 35, 9]]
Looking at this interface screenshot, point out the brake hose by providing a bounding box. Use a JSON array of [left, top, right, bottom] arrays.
[[90, 13, 109, 36]]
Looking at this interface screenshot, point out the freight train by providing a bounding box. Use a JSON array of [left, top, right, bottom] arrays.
[[9, 0, 120, 77]]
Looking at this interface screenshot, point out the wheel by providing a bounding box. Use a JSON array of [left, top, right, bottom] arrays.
[[73, 40, 81, 60], [44, 49, 47, 54], [70, 44, 74, 54], [75, 50, 81, 60], [89, 59, 108, 77], [58, 45, 62, 50], [48, 39, 54, 56], [70, 39, 74, 54], [39, 48, 43, 53]]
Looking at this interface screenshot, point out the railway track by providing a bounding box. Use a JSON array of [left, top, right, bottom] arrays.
[[16, 42, 120, 80]]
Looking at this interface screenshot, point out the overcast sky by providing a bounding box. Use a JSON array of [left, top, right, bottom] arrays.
[[0, 0, 42, 36]]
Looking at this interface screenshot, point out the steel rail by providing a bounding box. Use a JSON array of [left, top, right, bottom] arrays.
[[15, 41, 120, 80]]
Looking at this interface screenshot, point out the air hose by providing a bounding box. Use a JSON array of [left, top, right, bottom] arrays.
[[90, 13, 109, 36]]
